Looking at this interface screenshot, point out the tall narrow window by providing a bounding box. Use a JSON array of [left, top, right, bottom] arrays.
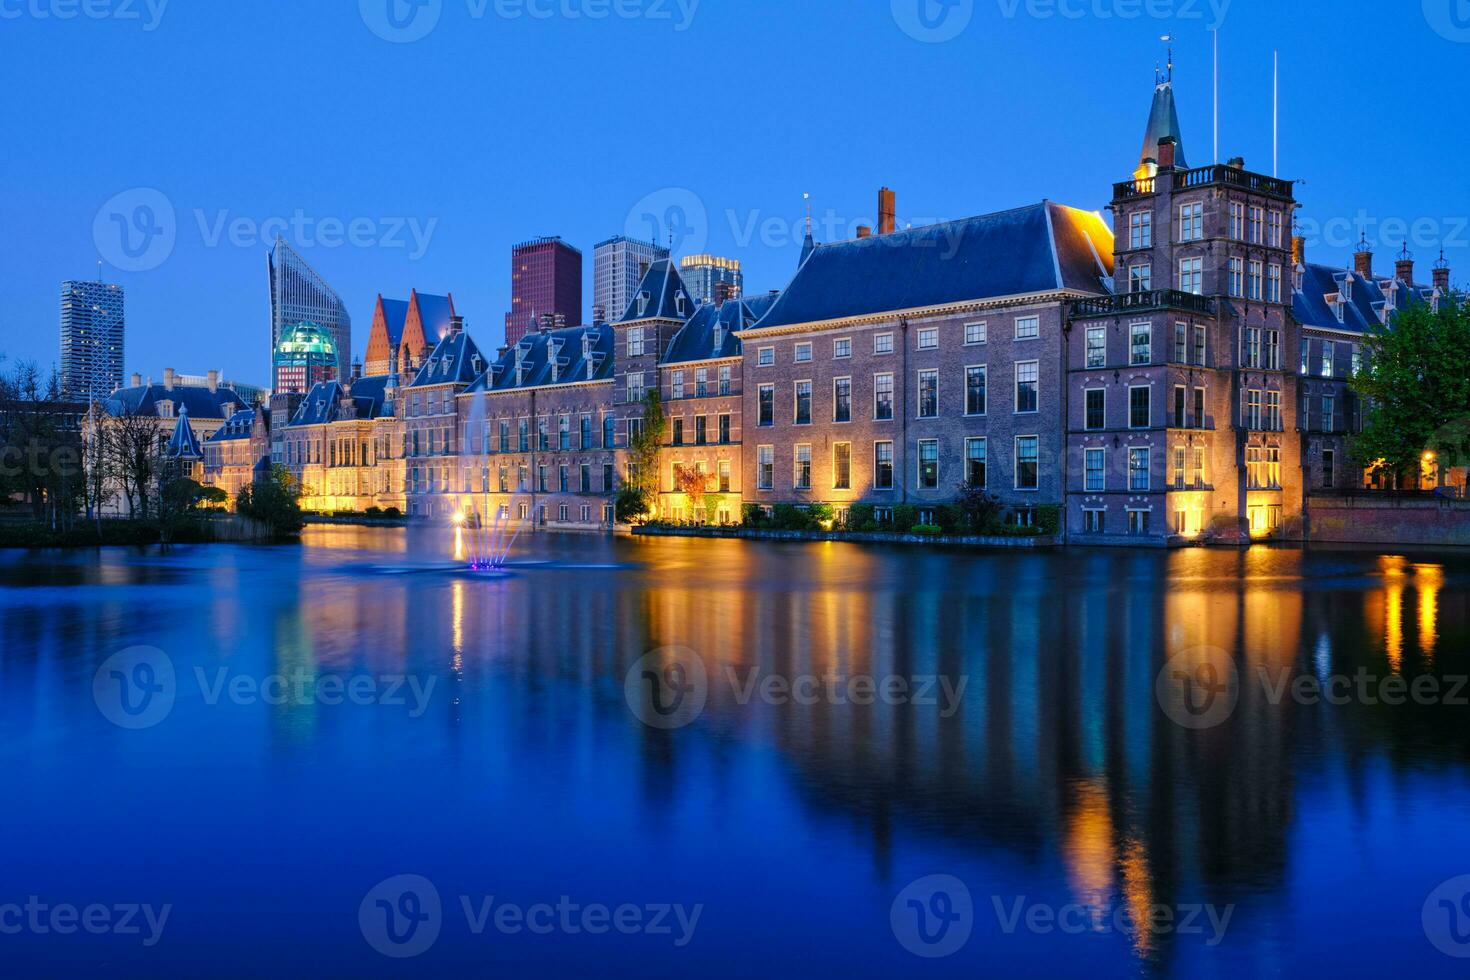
[[833, 377, 852, 423], [833, 442, 851, 490], [874, 373, 894, 420], [965, 366, 987, 416], [965, 437, 987, 488], [1015, 436, 1039, 490], [1015, 361, 1038, 413], [917, 439, 938, 489], [918, 370, 938, 418], [874, 442, 894, 489]]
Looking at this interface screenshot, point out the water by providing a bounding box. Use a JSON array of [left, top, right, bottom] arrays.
[[2, 529, 1469, 976]]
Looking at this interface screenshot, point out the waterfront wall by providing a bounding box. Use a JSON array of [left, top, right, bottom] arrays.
[[1306, 493, 1470, 547], [632, 525, 1056, 549]]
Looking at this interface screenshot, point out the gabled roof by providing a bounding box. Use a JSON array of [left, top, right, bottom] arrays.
[[375, 295, 411, 347], [467, 323, 615, 393], [409, 290, 456, 345], [105, 382, 248, 420], [1294, 261, 1441, 334], [288, 375, 395, 426], [1140, 80, 1187, 169], [618, 259, 693, 323], [207, 407, 257, 443], [408, 330, 487, 388], [164, 410, 203, 460], [663, 293, 778, 363], [750, 202, 1113, 331]]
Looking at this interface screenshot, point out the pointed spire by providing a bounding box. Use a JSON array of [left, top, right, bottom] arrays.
[[799, 192, 816, 267], [1138, 47, 1187, 171]]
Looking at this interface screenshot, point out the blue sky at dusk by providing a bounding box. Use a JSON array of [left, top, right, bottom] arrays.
[[2, 0, 1466, 383]]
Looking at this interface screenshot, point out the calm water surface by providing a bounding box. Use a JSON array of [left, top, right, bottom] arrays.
[[2, 529, 1469, 977]]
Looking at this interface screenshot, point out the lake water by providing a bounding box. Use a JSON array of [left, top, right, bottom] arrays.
[[2, 529, 1469, 976]]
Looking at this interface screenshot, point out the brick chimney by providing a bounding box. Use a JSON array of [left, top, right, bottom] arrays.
[[450, 314, 465, 337], [162, 367, 175, 390], [1353, 235, 1373, 279], [878, 187, 896, 235], [1157, 137, 1177, 171], [856, 225, 871, 239], [206, 369, 219, 393], [131, 372, 142, 388], [1395, 243, 1414, 284], [1434, 250, 1451, 292]]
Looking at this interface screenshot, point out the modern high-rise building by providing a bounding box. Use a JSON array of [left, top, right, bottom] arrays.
[[59, 280, 125, 401], [678, 255, 743, 306], [593, 236, 668, 323], [504, 237, 582, 346], [268, 238, 351, 387], [272, 320, 340, 395]]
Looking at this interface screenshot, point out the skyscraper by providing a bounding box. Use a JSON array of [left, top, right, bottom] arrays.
[[593, 235, 668, 323], [678, 255, 743, 306], [272, 320, 340, 394], [504, 237, 582, 346], [59, 279, 125, 400], [268, 238, 351, 388]]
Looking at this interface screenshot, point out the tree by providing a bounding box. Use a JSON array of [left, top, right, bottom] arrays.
[[1351, 299, 1470, 485], [673, 463, 707, 514], [954, 482, 1003, 532], [0, 361, 83, 529], [108, 406, 164, 520], [236, 464, 304, 538], [619, 388, 667, 523]]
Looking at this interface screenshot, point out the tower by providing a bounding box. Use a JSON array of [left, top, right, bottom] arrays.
[[59, 279, 125, 400], [268, 238, 351, 386]]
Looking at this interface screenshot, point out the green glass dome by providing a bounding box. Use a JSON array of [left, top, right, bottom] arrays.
[[275, 320, 338, 357]]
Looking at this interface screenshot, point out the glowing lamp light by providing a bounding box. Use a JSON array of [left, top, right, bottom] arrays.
[[451, 510, 467, 526]]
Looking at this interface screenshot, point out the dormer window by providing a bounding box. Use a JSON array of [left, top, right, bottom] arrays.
[[636, 292, 650, 317], [675, 290, 687, 316], [1327, 295, 1344, 323]]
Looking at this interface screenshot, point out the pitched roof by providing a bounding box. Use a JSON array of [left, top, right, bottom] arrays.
[[375, 296, 411, 347], [663, 293, 778, 363], [751, 202, 1113, 330], [410, 290, 456, 345], [288, 375, 396, 426], [1293, 262, 1441, 334], [467, 323, 615, 392], [105, 382, 248, 420], [207, 407, 257, 442], [408, 329, 487, 388], [1140, 80, 1188, 169], [617, 258, 694, 323], [164, 410, 203, 460]]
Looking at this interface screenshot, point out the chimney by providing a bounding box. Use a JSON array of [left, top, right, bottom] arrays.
[[449, 314, 464, 337], [1157, 137, 1177, 171], [351, 360, 362, 383], [206, 369, 219, 393], [163, 367, 175, 390], [878, 187, 896, 235], [538, 312, 553, 334], [131, 372, 142, 388], [1434, 250, 1451, 292], [856, 225, 872, 239], [1226, 155, 1245, 170], [1395, 243, 1415, 284], [592, 304, 607, 324], [1291, 236, 1306, 268], [1354, 235, 1373, 279]]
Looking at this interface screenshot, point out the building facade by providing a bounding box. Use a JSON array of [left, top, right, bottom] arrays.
[[593, 236, 668, 325], [679, 254, 743, 306], [364, 289, 457, 377], [268, 238, 352, 386], [272, 320, 340, 395], [59, 280, 125, 401], [505, 237, 583, 346]]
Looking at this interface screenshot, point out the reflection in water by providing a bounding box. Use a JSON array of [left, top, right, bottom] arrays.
[[1, 533, 1468, 976]]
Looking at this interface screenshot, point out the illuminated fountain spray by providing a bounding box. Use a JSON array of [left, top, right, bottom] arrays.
[[458, 390, 521, 571]]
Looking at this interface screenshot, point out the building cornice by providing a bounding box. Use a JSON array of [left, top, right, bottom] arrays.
[[735, 289, 1093, 338]]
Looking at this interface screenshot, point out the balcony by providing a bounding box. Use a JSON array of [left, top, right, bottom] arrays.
[[1114, 176, 1156, 199], [1114, 166, 1294, 202], [1072, 289, 1215, 319]]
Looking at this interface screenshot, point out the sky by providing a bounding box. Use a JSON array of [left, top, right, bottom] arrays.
[[2, 0, 1467, 384]]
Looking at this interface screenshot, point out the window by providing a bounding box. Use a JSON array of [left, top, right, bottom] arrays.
[[580, 463, 591, 493], [1321, 340, 1335, 378], [1264, 329, 1281, 370], [518, 418, 530, 452], [1229, 202, 1245, 240], [917, 327, 938, 350], [1351, 346, 1363, 377], [833, 377, 852, 422], [918, 369, 938, 418], [671, 371, 685, 399], [1174, 322, 1188, 363], [1322, 448, 1335, 488], [874, 373, 894, 420], [758, 346, 775, 366], [1129, 264, 1152, 292], [965, 321, 987, 345], [1267, 264, 1282, 303], [1244, 327, 1262, 369], [1266, 391, 1282, 431], [718, 365, 731, 395], [758, 384, 774, 427], [603, 462, 614, 492], [718, 413, 730, 444], [794, 444, 812, 489], [1173, 385, 1186, 428], [1130, 211, 1152, 249], [1015, 361, 1038, 413], [1086, 327, 1106, 368], [627, 326, 645, 357], [1268, 209, 1283, 247], [1193, 325, 1207, 366], [1085, 389, 1105, 430], [1173, 446, 1187, 490], [874, 442, 894, 489], [718, 459, 731, 493], [794, 342, 812, 363], [1248, 206, 1264, 244], [1300, 338, 1311, 375], [1322, 394, 1335, 431], [626, 372, 644, 403], [873, 332, 893, 355], [965, 437, 987, 488], [833, 442, 851, 490], [1193, 446, 1206, 487], [1244, 389, 1262, 430], [580, 415, 592, 450], [1193, 387, 1206, 429], [794, 381, 812, 424], [1128, 448, 1151, 491], [1179, 202, 1203, 242], [1228, 257, 1244, 297], [695, 415, 707, 445], [1130, 322, 1151, 365], [1129, 385, 1151, 428], [1085, 448, 1105, 491], [757, 446, 774, 489], [695, 368, 708, 397], [1015, 436, 1039, 490], [603, 415, 615, 449], [833, 338, 851, 359], [1248, 260, 1263, 300], [917, 439, 939, 489], [965, 365, 987, 415], [671, 418, 684, 446], [1015, 316, 1039, 340], [1084, 510, 1105, 533], [558, 414, 571, 450], [558, 465, 569, 493], [1179, 257, 1203, 295], [1266, 446, 1282, 488]]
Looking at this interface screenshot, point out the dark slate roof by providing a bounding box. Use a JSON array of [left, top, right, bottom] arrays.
[[751, 202, 1113, 330], [664, 293, 778, 363], [617, 258, 694, 323], [1140, 81, 1187, 169], [288, 376, 394, 426], [1293, 262, 1441, 334], [105, 383, 248, 420], [207, 407, 257, 443], [378, 297, 410, 347], [467, 323, 615, 393], [412, 291, 456, 344], [165, 411, 203, 460], [408, 330, 488, 388]]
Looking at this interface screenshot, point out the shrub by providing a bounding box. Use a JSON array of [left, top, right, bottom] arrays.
[[911, 523, 941, 535], [893, 504, 919, 532], [933, 504, 961, 533], [364, 506, 382, 517], [382, 506, 402, 518], [1036, 504, 1061, 535], [807, 503, 834, 527], [847, 504, 875, 530], [955, 483, 1004, 532], [615, 486, 651, 524], [741, 503, 769, 528], [773, 503, 815, 531]]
